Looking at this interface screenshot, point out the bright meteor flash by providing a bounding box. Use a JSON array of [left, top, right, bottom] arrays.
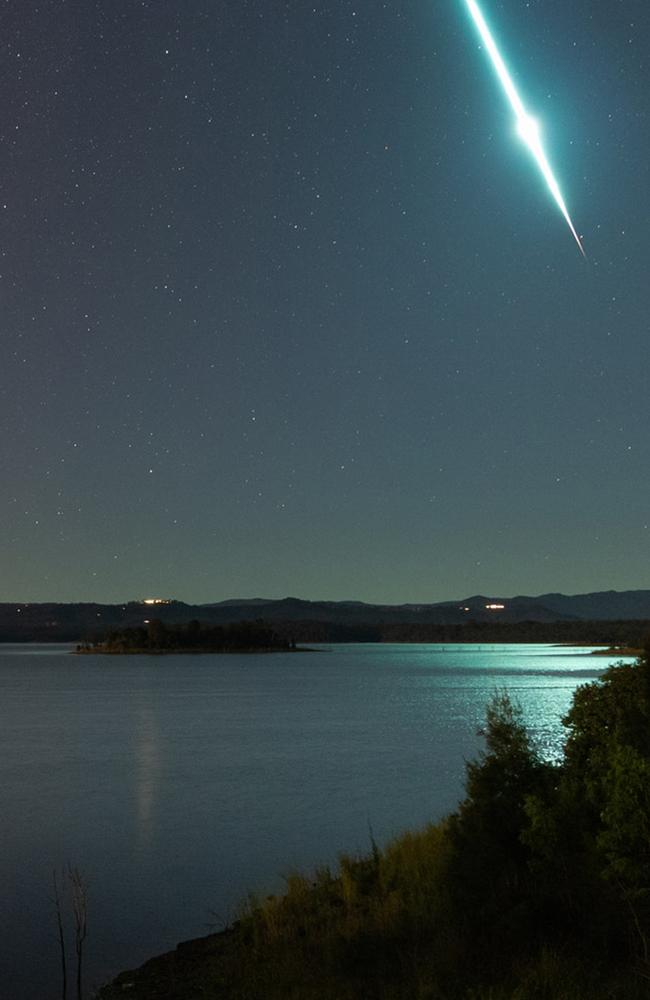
[[463, 0, 585, 257]]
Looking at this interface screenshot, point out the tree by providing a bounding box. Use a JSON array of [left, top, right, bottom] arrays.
[[68, 866, 89, 1000], [446, 692, 549, 969], [146, 619, 167, 649], [524, 643, 650, 971]]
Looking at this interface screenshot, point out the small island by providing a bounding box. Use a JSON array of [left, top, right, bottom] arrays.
[[76, 619, 297, 654]]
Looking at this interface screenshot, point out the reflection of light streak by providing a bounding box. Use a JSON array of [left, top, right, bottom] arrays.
[[135, 707, 161, 848], [463, 0, 586, 257]]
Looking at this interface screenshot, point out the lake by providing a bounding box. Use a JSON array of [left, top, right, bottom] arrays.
[[0, 641, 634, 998]]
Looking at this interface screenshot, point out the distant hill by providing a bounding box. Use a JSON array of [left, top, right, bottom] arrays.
[[1, 590, 649, 642], [531, 590, 650, 620], [202, 590, 650, 624]]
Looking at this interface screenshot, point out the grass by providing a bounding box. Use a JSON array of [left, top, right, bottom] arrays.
[[98, 817, 646, 1000]]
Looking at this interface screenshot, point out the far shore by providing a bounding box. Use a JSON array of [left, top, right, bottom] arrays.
[[589, 646, 642, 656], [74, 645, 312, 655], [552, 643, 642, 655]]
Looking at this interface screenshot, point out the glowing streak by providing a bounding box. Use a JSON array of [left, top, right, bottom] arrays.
[[463, 0, 585, 257]]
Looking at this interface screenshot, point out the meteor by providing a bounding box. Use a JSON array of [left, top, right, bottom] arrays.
[[463, 0, 585, 257]]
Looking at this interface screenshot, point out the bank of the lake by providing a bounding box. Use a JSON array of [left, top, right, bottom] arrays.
[[590, 645, 643, 656], [75, 645, 303, 654]]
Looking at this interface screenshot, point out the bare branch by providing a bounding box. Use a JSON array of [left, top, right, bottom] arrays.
[[52, 869, 67, 1000]]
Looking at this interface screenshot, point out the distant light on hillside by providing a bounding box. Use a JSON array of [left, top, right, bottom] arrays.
[[142, 598, 172, 606], [485, 603, 505, 611]]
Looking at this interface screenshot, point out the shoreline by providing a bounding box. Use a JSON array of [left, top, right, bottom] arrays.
[[98, 928, 233, 999], [589, 646, 642, 656], [74, 645, 311, 655]]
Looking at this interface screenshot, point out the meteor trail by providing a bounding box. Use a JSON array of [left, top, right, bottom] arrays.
[[463, 0, 585, 257]]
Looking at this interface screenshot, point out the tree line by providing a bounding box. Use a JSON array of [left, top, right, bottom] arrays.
[[78, 619, 294, 653]]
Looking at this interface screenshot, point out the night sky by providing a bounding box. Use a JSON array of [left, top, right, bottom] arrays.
[[3, 0, 649, 604]]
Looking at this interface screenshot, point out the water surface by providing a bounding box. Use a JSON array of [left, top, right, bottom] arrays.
[[0, 642, 633, 998]]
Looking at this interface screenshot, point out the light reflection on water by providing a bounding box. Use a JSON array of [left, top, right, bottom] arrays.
[[0, 642, 635, 999], [134, 706, 161, 849]]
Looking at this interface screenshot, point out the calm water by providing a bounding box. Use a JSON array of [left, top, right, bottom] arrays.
[[0, 642, 634, 999]]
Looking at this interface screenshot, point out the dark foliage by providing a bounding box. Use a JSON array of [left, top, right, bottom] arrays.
[[80, 619, 294, 653]]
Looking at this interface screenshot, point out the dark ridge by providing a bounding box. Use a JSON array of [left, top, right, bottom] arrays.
[[2, 590, 650, 642]]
